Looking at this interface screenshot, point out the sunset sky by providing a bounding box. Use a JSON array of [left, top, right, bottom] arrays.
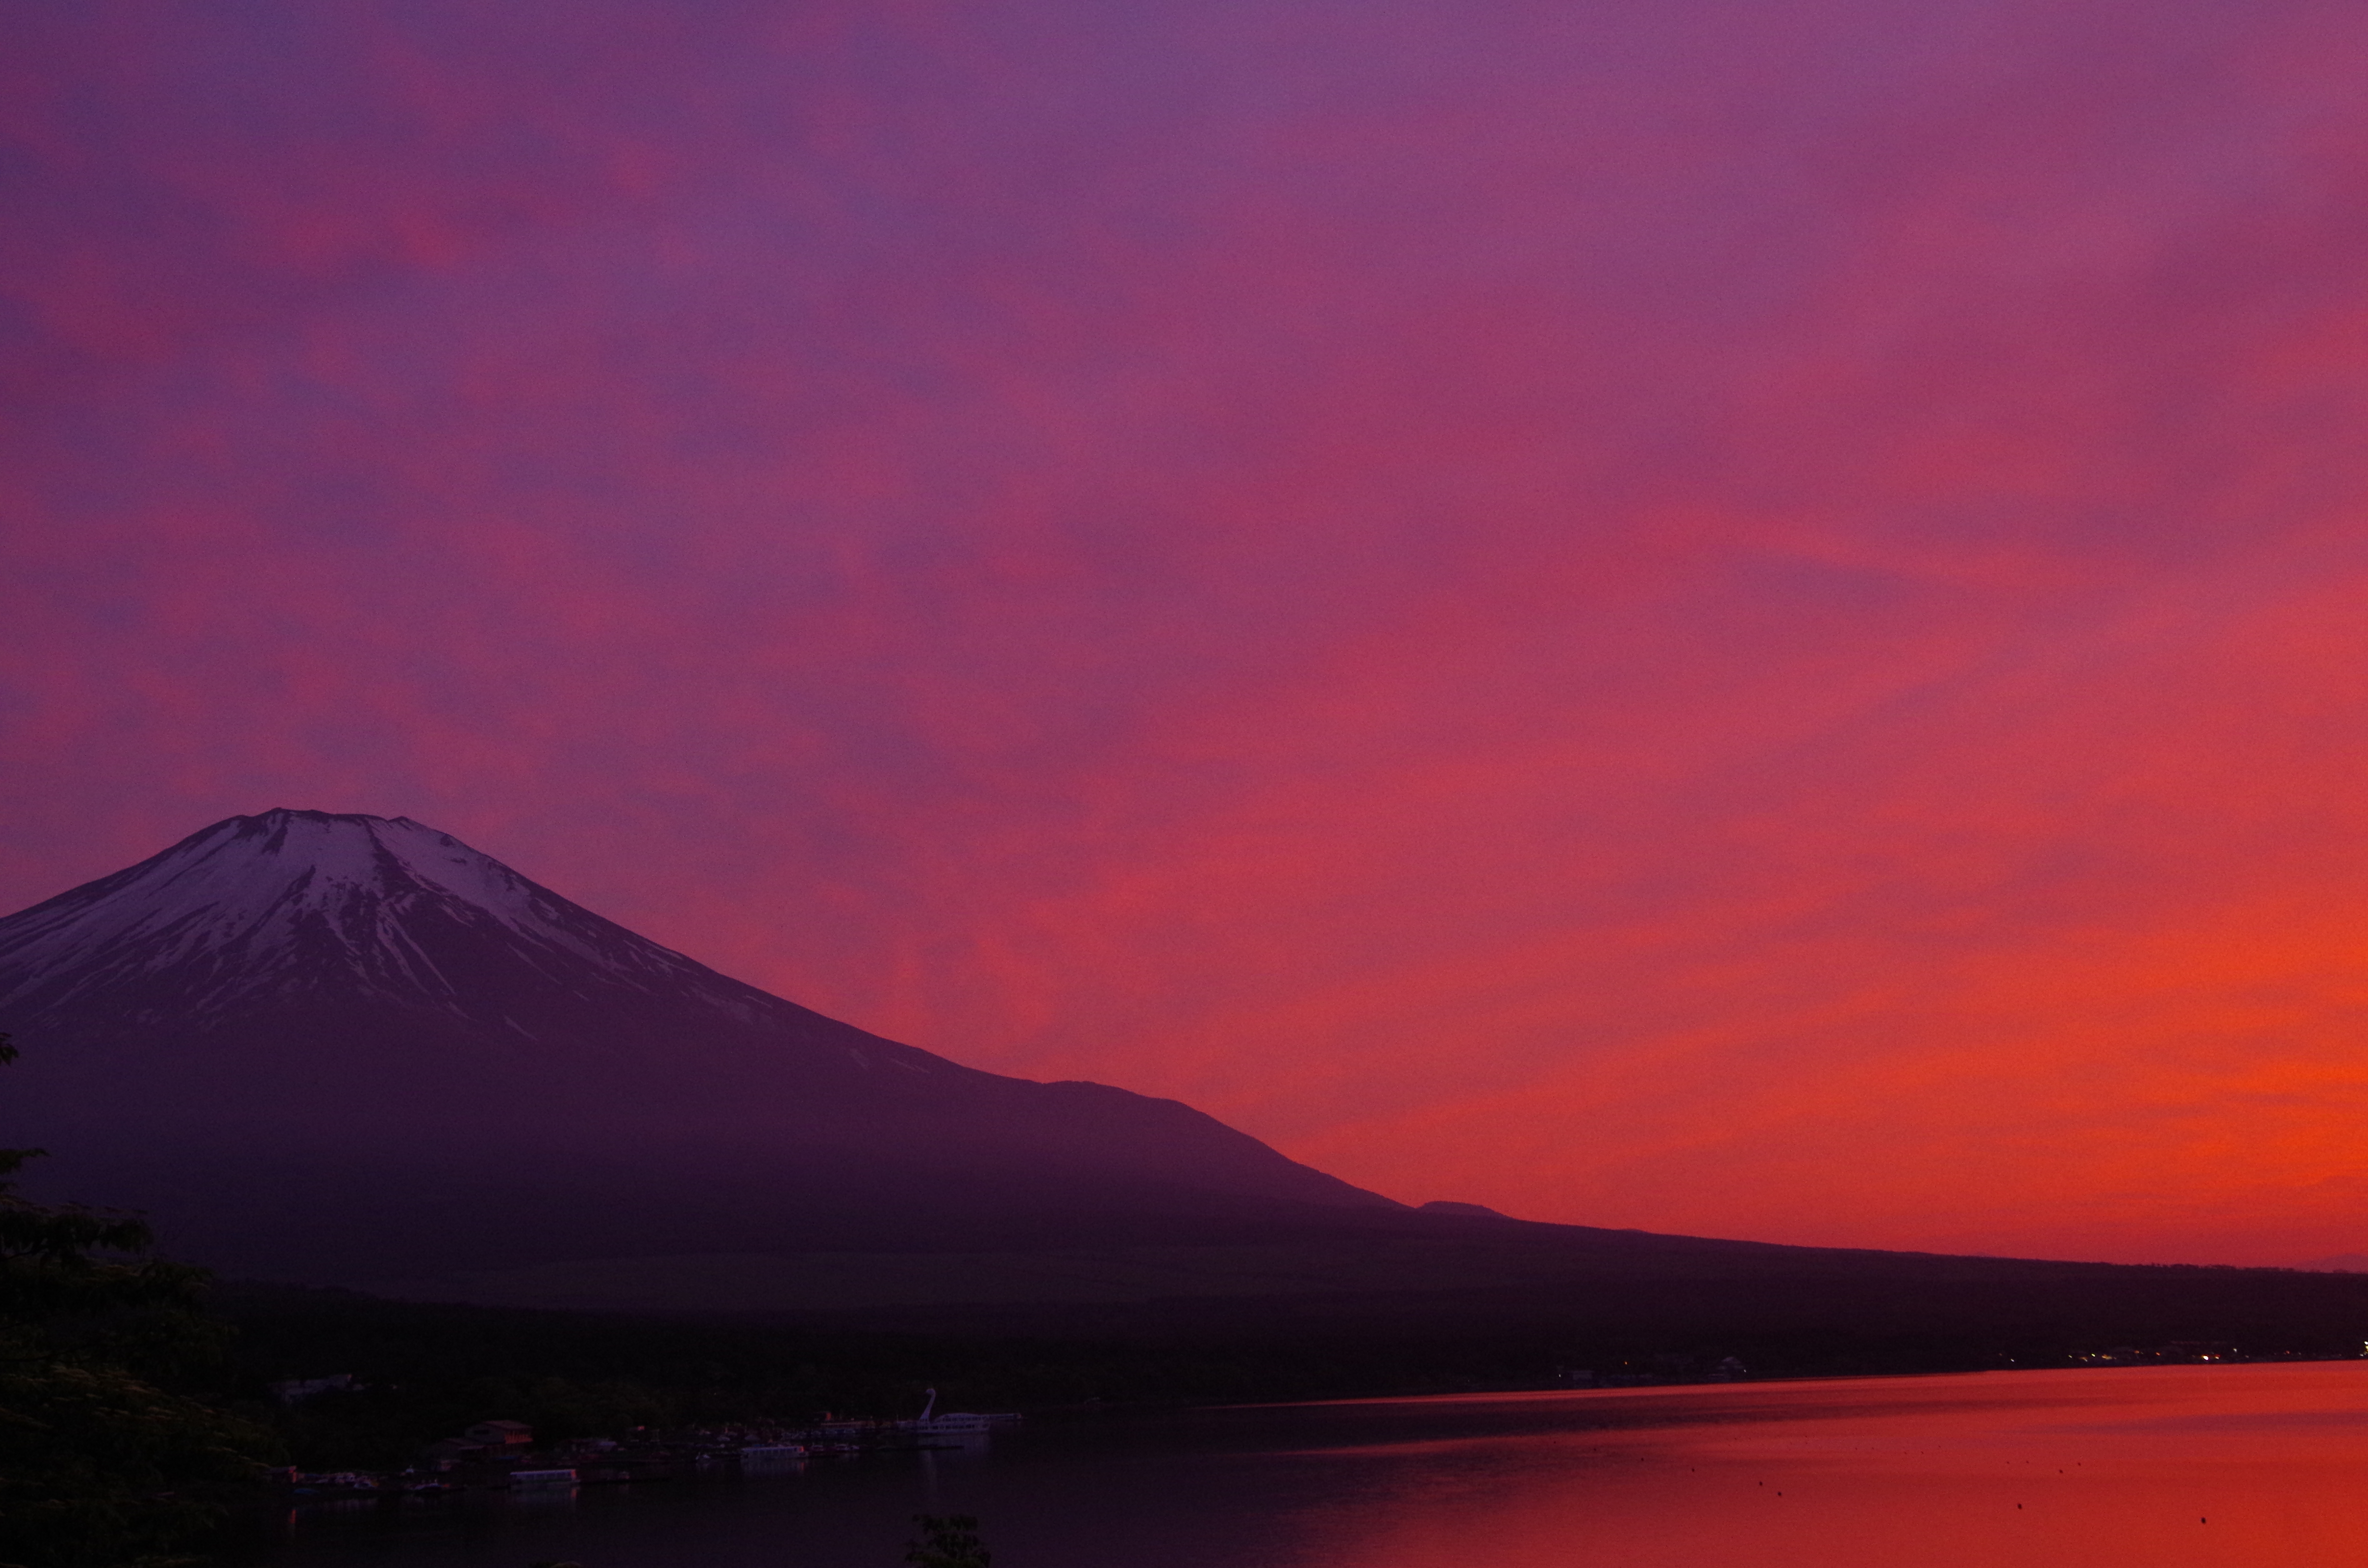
[[10, 0, 2368, 1268]]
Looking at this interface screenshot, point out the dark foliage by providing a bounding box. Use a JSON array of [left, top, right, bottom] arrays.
[[906, 1514, 990, 1568], [0, 1036, 274, 1568]]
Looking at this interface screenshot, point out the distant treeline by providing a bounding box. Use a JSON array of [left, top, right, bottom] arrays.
[[216, 1255, 2368, 1470]]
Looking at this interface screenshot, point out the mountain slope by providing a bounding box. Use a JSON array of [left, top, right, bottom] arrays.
[[0, 810, 1396, 1281]]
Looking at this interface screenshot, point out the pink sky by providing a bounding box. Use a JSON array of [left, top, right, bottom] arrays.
[[9, 0, 2368, 1264]]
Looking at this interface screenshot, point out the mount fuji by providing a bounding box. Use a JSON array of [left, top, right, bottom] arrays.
[[12, 813, 2368, 1352], [0, 810, 1398, 1286]]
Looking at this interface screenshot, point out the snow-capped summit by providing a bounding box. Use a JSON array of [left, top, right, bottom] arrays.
[[3, 811, 538, 1012], [0, 810, 1396, 1287], [0, 808, 912, 1047]]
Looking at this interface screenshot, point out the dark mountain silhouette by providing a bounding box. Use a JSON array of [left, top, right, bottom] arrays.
[[0, 810, 1397, 1282], [11, 809, 2366, 1364]]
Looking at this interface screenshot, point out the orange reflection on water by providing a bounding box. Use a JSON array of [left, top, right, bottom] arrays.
[[1299, 1364, 2368, 1568]]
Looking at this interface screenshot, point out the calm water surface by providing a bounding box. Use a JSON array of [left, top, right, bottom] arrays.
[[256, 1361, 2368, 1568]]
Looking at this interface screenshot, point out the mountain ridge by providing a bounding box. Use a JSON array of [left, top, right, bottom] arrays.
[[0, 809, 1398, 1284], [11, 811, 2368, 1353]]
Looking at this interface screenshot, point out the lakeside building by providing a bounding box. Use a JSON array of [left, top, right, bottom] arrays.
[[464, 1420, 535, 1449]]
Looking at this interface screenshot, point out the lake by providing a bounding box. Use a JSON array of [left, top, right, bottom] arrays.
[[251, 1360, 2368, 1568]]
